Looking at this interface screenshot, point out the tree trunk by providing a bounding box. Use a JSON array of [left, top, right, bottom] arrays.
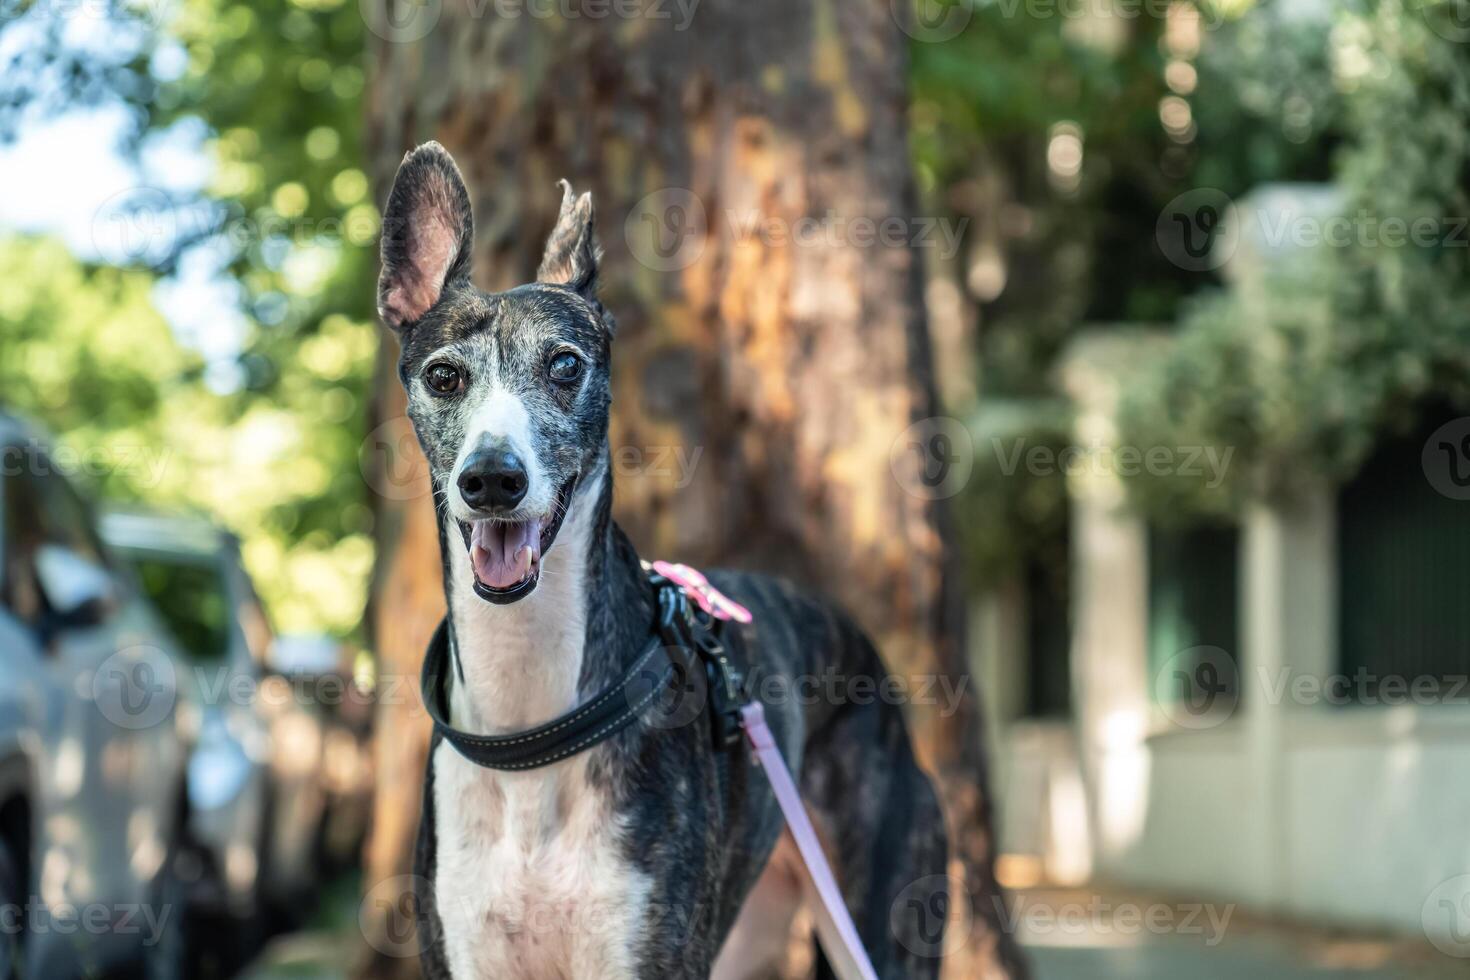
[[357, 343, 444, 980], [362, 2, 1024, 977]]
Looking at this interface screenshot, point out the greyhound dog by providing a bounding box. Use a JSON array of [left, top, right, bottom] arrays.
[[378, 142, 948, 979]]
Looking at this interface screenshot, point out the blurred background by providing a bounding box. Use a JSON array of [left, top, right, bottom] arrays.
[[0, 0, 1468, 977]]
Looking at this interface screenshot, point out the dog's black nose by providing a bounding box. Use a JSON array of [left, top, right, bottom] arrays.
[[458, 448, 529, 511]]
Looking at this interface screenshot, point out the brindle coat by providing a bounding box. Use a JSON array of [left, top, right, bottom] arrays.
[[379, 143, 948, 979]]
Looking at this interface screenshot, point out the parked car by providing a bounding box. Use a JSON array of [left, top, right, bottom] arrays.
[[98, 512, 283, 950], [267, 635, 374, 876], [98, 512, 332, 927], [0, 415, 192, 979]]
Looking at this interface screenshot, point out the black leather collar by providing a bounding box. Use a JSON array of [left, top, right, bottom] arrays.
[[421, 574, 745, 771]]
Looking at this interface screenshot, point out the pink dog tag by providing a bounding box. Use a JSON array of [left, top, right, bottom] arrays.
[[650, 560, 754, 623]]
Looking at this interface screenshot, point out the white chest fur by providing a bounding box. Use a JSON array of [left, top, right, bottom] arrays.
[[431, 475, 651, 978], [431, 744, 652, 979]]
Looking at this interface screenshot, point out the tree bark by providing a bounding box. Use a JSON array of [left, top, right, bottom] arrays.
[[357, 343, 444, 980], [362, 2, 1024, 977]]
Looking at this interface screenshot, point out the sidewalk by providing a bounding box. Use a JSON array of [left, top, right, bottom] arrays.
[[238, 931, 355, 980], [237, 873, 360, 980], [1029, 937, 1449, 980], [239, 881, 1466, 979], [1015, 886, 1463, 980]]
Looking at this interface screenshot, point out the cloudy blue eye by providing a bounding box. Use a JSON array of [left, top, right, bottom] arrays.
[[548, 350, 582, 383]]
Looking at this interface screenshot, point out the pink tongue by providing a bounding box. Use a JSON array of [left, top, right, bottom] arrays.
[[470, 519, 543, 589]]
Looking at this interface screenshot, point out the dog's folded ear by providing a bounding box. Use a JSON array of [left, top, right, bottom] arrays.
[[378, 142, 475, 331], [538, 180, 600, 298]]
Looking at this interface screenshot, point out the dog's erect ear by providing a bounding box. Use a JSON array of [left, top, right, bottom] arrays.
[[537, 180, 600, 297], [378, 142, 474, 330]]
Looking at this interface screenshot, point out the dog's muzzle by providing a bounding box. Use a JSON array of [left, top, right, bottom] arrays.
[[458, 474, 578, 604]]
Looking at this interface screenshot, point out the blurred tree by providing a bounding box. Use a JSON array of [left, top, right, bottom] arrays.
[[0, 233, 378, 634], [1116, 0, 1470, 515], [913, 0, 1357, 584], [145, 0, 385, 632], [159, 0, 378, 316], [908, 0, 1341, 405], [909, 0, 1181, 397], [359, 1, 1024, 978], [0, 0, 381, 634], [0, 235, 199, 479]]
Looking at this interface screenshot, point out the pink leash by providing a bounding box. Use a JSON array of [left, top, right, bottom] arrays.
[[741, 701, 880, 980], [653, 561, 878, 980]]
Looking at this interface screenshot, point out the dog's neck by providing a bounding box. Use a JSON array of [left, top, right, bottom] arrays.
[[438, 463, 655, 735]]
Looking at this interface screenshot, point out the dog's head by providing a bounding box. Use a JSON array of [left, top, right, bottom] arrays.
[[378, 143, 612, 605]]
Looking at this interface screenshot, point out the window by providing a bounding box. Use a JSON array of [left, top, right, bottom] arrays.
[[130, 555, 231, 664], [1338, 415, 1470, 704], [1023, 525, 1072, 719], [1, 467, 44, 627], [1, 452, 115, 632], [1148, 521, 1241, 708]]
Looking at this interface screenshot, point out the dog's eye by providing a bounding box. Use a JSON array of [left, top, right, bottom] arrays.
[[548, 351, 582, 384], [425, 362, 463, 395]]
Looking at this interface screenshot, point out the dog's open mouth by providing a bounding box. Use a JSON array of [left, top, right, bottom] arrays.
[[459, 476, 577, 604]]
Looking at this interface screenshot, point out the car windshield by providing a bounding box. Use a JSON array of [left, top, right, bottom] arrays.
[[132, 554, 230, 663]]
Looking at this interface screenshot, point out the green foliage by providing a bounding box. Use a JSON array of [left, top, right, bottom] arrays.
[[0, 236, 201, 491], [0, 0, 377, 635], [160, 0, 376, 326], [909, 1, 1185, 396], [906, 1, 1342, 401], [1334, 0, 1470, 388], [158, 0, 379, 636], [907, 0, 1356, 581], [0, 235, 376, 634], [1116, 0, 1470, 516], [1115, 283, 1356, 515], [1189, 6, 1341, 190], [956, 404, 1073, 586]]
